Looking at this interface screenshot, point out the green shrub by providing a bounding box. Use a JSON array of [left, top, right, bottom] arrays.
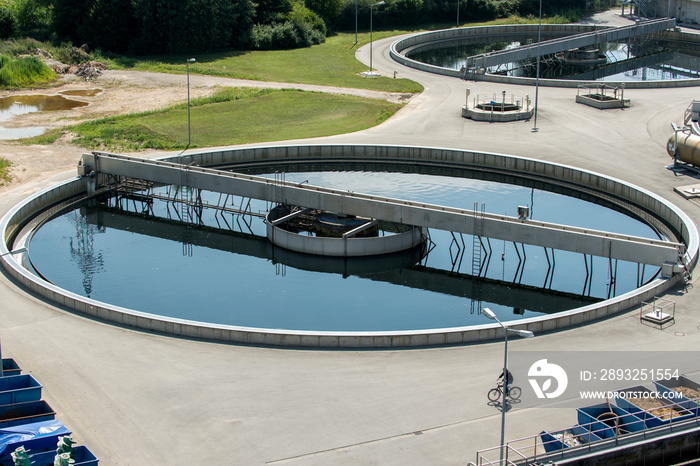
[[0, 54, 56, 87], [0, 37, 43, 56], [53, 42, 91, 64], [287, 2, 327, 36], [0, 5, 17, 39], [16, 0, 53, 40], [250, 20, 325, 50]]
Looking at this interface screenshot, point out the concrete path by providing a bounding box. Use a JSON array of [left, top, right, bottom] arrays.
[[2, 11, 700, 465]]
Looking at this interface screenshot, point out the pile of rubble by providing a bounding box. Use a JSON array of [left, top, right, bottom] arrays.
[[30, 46, 108, 81]]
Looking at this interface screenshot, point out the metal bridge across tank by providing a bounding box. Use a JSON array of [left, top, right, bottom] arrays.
[[78, 151, 685, 269], [464, 17, 676, 70]]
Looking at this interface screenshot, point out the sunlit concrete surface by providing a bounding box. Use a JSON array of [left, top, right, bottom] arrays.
[[2, 11, 700, 465]]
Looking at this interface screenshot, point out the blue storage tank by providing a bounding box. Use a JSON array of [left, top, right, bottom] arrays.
[[654, 376, 700, 416], [0, 401, 55, 428], [0, 375, 42, 405], [0, 361, 20, 378], [615, 385, 694, 428], [577, 403, 646, 439], [540, 425, 602, 453]]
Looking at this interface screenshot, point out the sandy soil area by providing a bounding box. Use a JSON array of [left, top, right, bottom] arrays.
[[0, 71, 221, 191], [0, 70, 406, 192]]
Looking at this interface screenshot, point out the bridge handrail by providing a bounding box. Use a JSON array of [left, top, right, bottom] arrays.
[[466, 17, 676, 69], [86, 151, 683, 253]]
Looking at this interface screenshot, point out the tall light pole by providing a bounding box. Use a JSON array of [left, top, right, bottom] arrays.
[[186, 58, 196, 146], [457, 0, 460, 27], [482, 308, 534, 465], [355, 0, 358, 44], [532, 0, 542, 132], [369, 1, 386, 75]]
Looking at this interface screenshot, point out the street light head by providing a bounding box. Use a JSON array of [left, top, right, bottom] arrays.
[[187, 58, 196, 63], [372, 1, 386, 6], [482, 307, 496, 320], [510, 329, 535, 339]]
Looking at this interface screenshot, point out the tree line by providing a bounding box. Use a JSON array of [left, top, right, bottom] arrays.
[[0, 0, 607, 55]]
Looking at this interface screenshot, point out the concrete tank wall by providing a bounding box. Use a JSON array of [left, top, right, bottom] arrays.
[[390, 24, 700, 89], [1, 145, 696, 348], [266, 207, 423, 257]]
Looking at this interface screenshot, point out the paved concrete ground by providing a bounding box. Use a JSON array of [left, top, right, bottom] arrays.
[[2, 11, 700, 465]]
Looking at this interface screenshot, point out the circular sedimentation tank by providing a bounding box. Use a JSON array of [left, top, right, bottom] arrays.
[[390, 24, 700, 88], [1, 145, 697, 347]]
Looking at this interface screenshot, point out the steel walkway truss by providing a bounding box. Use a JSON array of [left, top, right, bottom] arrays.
[[79, 151, 685, 270]]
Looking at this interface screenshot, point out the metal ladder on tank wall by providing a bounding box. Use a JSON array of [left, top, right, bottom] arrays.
[[470, 203, 485, 314], [472, 202, 485, 276]]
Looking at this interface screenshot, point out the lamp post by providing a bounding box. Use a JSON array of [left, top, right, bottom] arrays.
[[482, 307, 534, 465], [369, 1, 386, 75], [532, 0, 542, 132], [186, 58, 196, 146], [457, 0, 460, 27], [355, 0, 358, 44]]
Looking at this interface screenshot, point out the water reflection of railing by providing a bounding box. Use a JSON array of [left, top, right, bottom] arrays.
[[85, 196, 599, 314]]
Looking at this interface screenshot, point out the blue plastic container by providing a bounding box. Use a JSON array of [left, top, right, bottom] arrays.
[[654, 376, 700, 416], [0, 420, 71, 462], [0, 375, 42, 405], [540, 424, 603, 453], [615, 385, 694, 428], [0, 401, 55, 429], [9, 445, 99, 466], [0, 360, 20, 378], [577, 403, 646, 439]]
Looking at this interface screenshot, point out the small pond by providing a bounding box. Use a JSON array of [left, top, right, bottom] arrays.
[[0, 91, 99, 140]]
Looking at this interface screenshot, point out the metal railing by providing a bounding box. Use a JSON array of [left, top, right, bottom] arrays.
[[472, 93, 529, 111], [476, 394, 700, 465], [576, 84, 625, 99]]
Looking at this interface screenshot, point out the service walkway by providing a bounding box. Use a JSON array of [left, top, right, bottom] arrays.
[[80, 151, 683, 266], [1, 10, 700, 466]]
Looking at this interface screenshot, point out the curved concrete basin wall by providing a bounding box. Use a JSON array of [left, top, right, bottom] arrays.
[[1, 145, 697, 347], [266, 209, 423, 257], [390, 25, 700, 89]]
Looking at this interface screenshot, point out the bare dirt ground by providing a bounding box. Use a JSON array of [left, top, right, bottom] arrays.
[[0, 72, 217, 190], [0, 70, 407, 192]]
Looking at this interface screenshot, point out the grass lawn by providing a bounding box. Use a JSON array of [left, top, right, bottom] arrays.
[[110, 15, 579, 93], [114, 31, 423, 93], [66, 88, 402, 151]]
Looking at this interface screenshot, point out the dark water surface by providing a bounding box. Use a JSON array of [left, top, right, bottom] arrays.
[[28, 170, 662, 331]]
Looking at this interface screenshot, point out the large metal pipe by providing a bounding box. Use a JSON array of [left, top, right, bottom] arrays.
[[667, 132, 700, 167]]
